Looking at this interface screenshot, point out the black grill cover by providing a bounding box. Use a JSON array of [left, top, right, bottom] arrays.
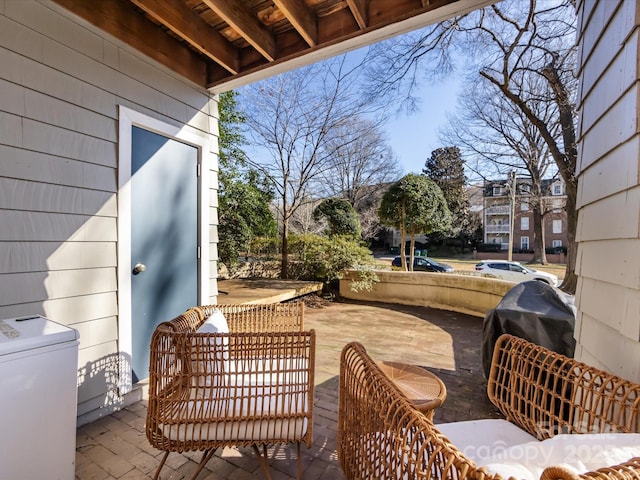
[[481, 280, 576, 378]]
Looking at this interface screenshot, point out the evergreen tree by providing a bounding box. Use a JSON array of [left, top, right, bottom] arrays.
[[313, 198, 361, 237], [423, 147, 471, 244], [217, 91, 276, 271], [379, 174, 451, 270]]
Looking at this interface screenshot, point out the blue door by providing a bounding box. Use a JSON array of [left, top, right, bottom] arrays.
[[130, 126, 198, 383]]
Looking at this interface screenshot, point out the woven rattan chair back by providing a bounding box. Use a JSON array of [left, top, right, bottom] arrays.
[[146, 302, 314, 480], [488, 334, 640, 440], [194, 302, 305, 332], [338, 341, 491, 480], [339, 337, 640, 480]]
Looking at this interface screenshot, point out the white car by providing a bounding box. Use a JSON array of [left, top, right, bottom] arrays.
[[474, 260, 558, 286]]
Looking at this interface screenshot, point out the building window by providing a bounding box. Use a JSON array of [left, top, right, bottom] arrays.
[[521, 236, 529, 250], [553, 219, 562, 234], [521, 217, 529, 230], [553, 183, 562, 195], [521, 201, 529, 211], [493, 186, 504, 196], [552, 240, 562, 248]]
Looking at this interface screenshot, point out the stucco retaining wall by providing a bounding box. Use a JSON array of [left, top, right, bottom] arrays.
[[339, 270, 513, 318]]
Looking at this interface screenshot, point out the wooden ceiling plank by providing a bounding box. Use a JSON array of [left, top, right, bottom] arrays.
[[202, 0, 277, 61], [130, 0, 239, 74], [273, 0, 318, 47], [51, 0, 208, 87], [345, 0, 367, 29]]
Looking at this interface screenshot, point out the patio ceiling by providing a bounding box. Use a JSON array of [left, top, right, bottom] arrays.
[[52, 0, 495, 91]]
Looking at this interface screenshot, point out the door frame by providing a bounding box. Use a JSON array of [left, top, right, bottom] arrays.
[[117, 106, 211, 394]]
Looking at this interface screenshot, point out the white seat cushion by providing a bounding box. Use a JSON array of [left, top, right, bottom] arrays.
[[436, 419, 538, 464], [436, 419, 640, 480], [481, 433, 640, 480], [160, 385, 309, 442]]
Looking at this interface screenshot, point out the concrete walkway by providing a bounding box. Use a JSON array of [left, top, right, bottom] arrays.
[[75, 299, 501, 480]]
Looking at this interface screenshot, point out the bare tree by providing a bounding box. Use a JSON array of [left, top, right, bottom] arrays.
[[240, 56, 376, 278], [286, 199, 324, 235], [365, 0, 578, 292], [442, 76, 560, 263], [315, 116, 401, 243], [317, 117, 401, 210]]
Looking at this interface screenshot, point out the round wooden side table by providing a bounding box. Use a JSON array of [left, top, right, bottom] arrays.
[[377, 360, 447, 418]]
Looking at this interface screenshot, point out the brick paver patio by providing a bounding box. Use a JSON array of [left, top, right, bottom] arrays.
[[75, 299, 502, 479]]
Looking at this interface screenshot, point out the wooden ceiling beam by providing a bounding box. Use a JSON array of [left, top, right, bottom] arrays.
[[202, 0, 277, 62], [345, 0, 368, 29], [273, 0, 318, 47], [129, 0, 239, 74], [51, 0, 208, 87]]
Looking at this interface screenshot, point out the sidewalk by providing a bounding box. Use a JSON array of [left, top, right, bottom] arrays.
[[75, 299, 501, 479]]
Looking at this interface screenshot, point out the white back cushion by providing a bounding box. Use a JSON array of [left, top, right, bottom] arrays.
[[197, 309, 229, 334], [193, 309, 229, 387]]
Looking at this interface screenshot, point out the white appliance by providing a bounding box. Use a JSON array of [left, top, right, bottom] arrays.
[[0, 315, 80, 480]]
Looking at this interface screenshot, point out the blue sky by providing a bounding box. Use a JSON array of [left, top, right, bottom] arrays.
[[384, 78, 461, 175], [241, 43, 463, 178]]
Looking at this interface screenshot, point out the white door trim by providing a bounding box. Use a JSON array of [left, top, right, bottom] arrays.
[[117, 106, 211, 394]]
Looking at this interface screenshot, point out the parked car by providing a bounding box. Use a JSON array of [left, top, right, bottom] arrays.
[[474, 260, 558, 286], [391, 256, 454, 273]]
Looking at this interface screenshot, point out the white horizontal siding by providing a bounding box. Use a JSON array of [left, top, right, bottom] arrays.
[[578, 84, 638, 173], [77, 340, 119, 406], [577, 1, 630, 102], [578, 29, 637, 139], [576, 187, 640, 242], [0, 1, 218, 421], [0, 292, 118, 326], [0, 145, 116, 191], [23, 118, 116, 166], [576, 311, 640, 380], [0, 111, 22, 147], [0, 211, 117, 242], [576, 239, 640, 290], [0, 268, 116, 306], [54, 292, 120, 326], [0, 178, 115, 215], [578, 277, 640, 341], [0, 241, 115, 274], [24, 89, 117, 141], [574, 1, 640, 382], [577, 137, 639, 208], [73, 316, 118, 348], [0, 77, 25, 115]]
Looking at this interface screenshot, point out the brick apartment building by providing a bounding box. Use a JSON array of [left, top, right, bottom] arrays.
[[483, 177, 568, 252]]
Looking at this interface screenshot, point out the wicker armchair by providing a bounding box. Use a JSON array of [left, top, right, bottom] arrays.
[[488, 334, 640, 440], [146, 302, 315, 480], [339, 341, 486, 479], [339, 336, 640, 480]]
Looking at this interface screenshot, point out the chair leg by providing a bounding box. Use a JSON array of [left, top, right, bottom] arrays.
[[152, 451, 170, 480], [188, 449, 217, 480], [296, 442, 303, 480], [253, 444, 273, 480]]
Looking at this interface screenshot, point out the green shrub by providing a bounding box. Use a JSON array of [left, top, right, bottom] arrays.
[[288, 234, 378, 291], [250, 236, 279, 258]]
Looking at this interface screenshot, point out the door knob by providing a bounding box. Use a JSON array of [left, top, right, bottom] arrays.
[[133, 263, 146, 275]]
